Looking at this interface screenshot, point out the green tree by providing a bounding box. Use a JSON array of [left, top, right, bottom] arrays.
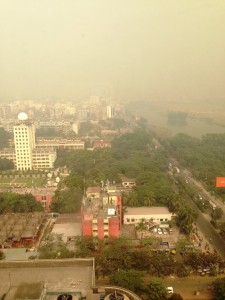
[[0, 251, 5, 260], [0, 192, 43, 213], [38, 233, 73, 259], [219, 222, 225, 238], [50, 187, 82, 213], [168, 294, 184, 300], [211, 207, 223, 221], [212, 277, 225, 300], [0, 128, 11, 149], [136, 219, 146, 240], [0, 158, 14, 171], [109, 269, 144, 294], [176, 207, 197, 235], [74, 236, 95, 257], [144, 279, 167, 300]]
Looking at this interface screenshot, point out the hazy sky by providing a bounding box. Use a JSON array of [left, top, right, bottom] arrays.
[[0, 0, 225, 102]]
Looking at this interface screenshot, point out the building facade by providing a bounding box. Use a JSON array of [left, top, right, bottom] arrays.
[[123, 206, 173, 227], [81, 186, 122, 239], [0, 113, 57, 170], [14, 120, 35, 170]]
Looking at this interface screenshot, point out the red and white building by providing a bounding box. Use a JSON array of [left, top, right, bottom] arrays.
[[81, 186, 122, 239]]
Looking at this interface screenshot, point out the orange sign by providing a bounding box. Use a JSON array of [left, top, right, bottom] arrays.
[[216, 177, 225, 187]]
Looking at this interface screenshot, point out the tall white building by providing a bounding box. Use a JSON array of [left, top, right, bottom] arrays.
[[11, 112, 57, 171], [14, 112, 35, 171], [106, 105, 115, 119]]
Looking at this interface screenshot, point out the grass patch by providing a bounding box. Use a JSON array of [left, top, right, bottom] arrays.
[[0, 178, 45, 188], [14, 282, 43, 299]]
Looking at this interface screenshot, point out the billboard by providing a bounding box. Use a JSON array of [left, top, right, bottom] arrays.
[[216, 177, 225, 188]]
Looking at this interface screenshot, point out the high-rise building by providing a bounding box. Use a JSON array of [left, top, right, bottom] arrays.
[[14, 112, 35, 171], [106, 105, 115, 119], [8, 112, 56, 171]]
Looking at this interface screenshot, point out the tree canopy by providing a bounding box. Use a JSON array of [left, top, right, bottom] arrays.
[[168, 133, 225, 200], [0, 128, 11, 149], [54, 131, 173, 207], [0, 158, 14, 171], [0, 192, 43, 214]]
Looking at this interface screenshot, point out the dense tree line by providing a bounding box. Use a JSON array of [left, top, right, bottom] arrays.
[[167, 133, 225, 201], [39, 235, 220, 299], [50, 187, 83, 213], [0, 128, 11, 149], [0, 158, 14, 171], [0, 192, 43, 213], [52, 130, 199, 231], [54, 130, 174, 208]]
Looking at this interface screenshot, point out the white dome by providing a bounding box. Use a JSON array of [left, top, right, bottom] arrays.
[[18, 112, 28, 121]]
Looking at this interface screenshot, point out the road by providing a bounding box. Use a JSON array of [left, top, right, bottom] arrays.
[[176, 168, 225, 259]]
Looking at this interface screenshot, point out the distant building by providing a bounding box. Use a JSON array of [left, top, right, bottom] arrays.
[[121, 177, 136, 189], [36, 138, 85, 150], [93, 139, 111, 150], [14, 113, 36, 170], [106, 105, 115, 119], [0, 112, 57, 170]]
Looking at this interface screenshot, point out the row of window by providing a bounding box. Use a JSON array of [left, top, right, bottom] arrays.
[[126, 218, 168, 222]]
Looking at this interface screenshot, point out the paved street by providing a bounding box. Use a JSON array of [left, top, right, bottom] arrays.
[[177, 168, 225, 259]]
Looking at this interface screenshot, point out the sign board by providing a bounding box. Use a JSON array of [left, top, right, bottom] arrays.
[[216, 177, 225, 187]]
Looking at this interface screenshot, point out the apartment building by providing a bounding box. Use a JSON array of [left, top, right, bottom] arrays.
[[81, 186, 122, 239]]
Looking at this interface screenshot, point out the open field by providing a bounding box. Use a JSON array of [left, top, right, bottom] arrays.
[[0, 177, 45, 188], [96, 275, 220, 300], [158, 276, 215, 300]]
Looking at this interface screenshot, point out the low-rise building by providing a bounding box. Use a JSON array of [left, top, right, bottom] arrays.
[[123, 206, 173, 227], [0, 147, 56, 170], [93, 139, 111, 149], [36, 138, 85, 150], [121, 177, 136, 189]]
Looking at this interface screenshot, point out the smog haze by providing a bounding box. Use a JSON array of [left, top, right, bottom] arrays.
[[0, 0, 225, 103]]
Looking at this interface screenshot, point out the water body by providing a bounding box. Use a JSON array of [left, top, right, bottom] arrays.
[[130, 105, 225, 138]]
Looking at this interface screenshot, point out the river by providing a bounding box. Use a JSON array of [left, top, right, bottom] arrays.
[[129, 104, 225, 138]]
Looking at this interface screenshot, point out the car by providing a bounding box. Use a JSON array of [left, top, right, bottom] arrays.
[[185, 179, 188, 184], [167, 287, 174, 294], [163, 229, 168, 235], [169, 228, 173, 233], [157, 228, 163, 235], [198, 194, 203, 200], [26, 247, 36, 252]]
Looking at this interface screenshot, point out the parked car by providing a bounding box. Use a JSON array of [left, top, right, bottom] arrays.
[[167, 287, 174, 294], [163, 229, 168, 235], [157, 228, 163, 235]]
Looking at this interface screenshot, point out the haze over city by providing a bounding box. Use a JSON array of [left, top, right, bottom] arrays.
[[1, 0, 225, 103]]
